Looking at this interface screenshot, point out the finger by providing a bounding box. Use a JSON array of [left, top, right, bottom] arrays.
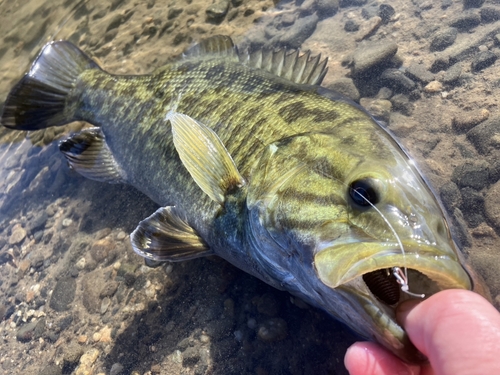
[[398, 289, 500, 375], [344, 341, 423, 375]]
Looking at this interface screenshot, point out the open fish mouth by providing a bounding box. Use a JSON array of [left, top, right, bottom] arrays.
[[314, 241, 472, 362]]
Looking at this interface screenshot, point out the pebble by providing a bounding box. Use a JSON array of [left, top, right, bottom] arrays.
[[9, 225, 26, 245], [360, 98, 392, 123], [182, 347, 201, 366], [464, 0, 485, 8], [49, 277, 76, 312], [116, 231, 127, 240], [75, 348, 100, 375], [206, 0, 229, 21], [99, 281, 119, 298], [451, 161, 490, 190], [380, 69, 417, 93], [39, 365, 63, 375], [327, 78, 360, 101], [90, 238, 115, 262], [481, 6, 500, 23], [316, 0, 339, 18], [101, 297, 111, 314], [29, 211, 48, 233], [443, 63, 462, 84], [110, 363, 124, 375], [355, 16, 382, 41], [390, 94, 413, 116], [63, 342, 84, 367], [471, 51, 497, 71], [471, 222, 497, 238], [406, 62, 435, 84], [75, 257, 86, 270], [62, 218, 73, 227], [257, 318, 288, 342], [352, 41, 398, 75], [16, 318, 45, 342], [424, 80, 443, 93], [378, 4, 395, 23], [467, 116, 500, 154], [452, 109, 489, 132], [449, 12, 481, 30], [485, 181, 500, 229], [344, 19, 359, 32], [430, 27, 457, 51]]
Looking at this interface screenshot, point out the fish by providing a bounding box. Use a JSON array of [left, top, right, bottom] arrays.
[[0, 35, 483, 363]]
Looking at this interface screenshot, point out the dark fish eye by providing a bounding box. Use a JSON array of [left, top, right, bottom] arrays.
[[349, 179, 379, 207]]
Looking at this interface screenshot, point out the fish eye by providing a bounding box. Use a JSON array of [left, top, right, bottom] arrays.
[[349, 179, 379, 207]]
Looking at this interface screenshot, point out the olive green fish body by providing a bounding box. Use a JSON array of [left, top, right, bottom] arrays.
[[0, 37, 481, 364]]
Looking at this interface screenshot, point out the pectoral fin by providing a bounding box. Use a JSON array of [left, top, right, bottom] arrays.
[[59, 127, 125, 183], [166, 111, 245, 204], [131, 206, 211, 261]]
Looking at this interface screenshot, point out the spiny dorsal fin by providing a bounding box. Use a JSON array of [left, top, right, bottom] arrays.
[[131, 206, 211, 261], [241, 47, 328, 86], [59, 127, 125, 183], [166, 111, 245, 205], [183, 35, 239, 61]]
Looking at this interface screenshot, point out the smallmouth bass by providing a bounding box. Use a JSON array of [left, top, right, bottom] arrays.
[[0, 36, 483, 363]]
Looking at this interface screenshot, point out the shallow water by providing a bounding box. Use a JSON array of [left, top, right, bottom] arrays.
[[1, 0, 500, 374]]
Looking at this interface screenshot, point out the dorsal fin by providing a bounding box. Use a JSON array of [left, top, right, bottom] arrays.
[[183, 35, 239, 61], [240, 47, 329, 86]]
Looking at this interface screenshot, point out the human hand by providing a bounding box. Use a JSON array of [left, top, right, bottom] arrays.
[[344, 289, 500, 375]]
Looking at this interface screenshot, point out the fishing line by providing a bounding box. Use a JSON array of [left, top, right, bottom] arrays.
[[350, 187, 425, 299]]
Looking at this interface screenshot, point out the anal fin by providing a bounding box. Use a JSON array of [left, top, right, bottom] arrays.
[[59, 127, 125, 183], [131, 206, 211, 261]]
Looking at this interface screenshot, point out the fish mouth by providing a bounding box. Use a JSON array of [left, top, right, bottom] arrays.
[[314, 241, 472, 363]]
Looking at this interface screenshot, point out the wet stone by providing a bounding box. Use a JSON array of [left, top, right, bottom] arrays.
[[485, 180, 500, 229], [451, 161, 490, 190], [467, 116, 500, 154], [63, 341, 84, 367], [379, 4, 395, 23], [406, 63, 435, 83], [110, 363, 124, 375], [327, 78, 360, 101], [272, 13, 319, 49], [168, 7, 183, 19], [16, 318, 45, 342], [316, 0, 339, 18], [380, 69, 417, 93], [360, 98, 392, 123], [352, 41, 398, 75], [471, 51, 497, 72], [460, 187, 485, 226], [463, 0, 485, 9], [90, 238, 115, 262], [430, 27, 457, 52], [206, 0, 229, 21], [443, 63, 462, 84], [481, 6, 500, 22], [452, 108, 489, 132], [182, 347, 201, 366], [49, 277, 76, 312], [390, 94, 413, 116], [39, 365, 63, 375], [344, 19, 359, 32], [100, 281, 119, 298], [106, 14, 123, 32], [9, 225, 26, 245], [29, 211, 48, 233], [449, 12, 481, 30], [257, 318, 288, 342]]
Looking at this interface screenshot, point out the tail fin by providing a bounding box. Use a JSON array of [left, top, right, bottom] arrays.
[[1, 41, 100, 131]]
